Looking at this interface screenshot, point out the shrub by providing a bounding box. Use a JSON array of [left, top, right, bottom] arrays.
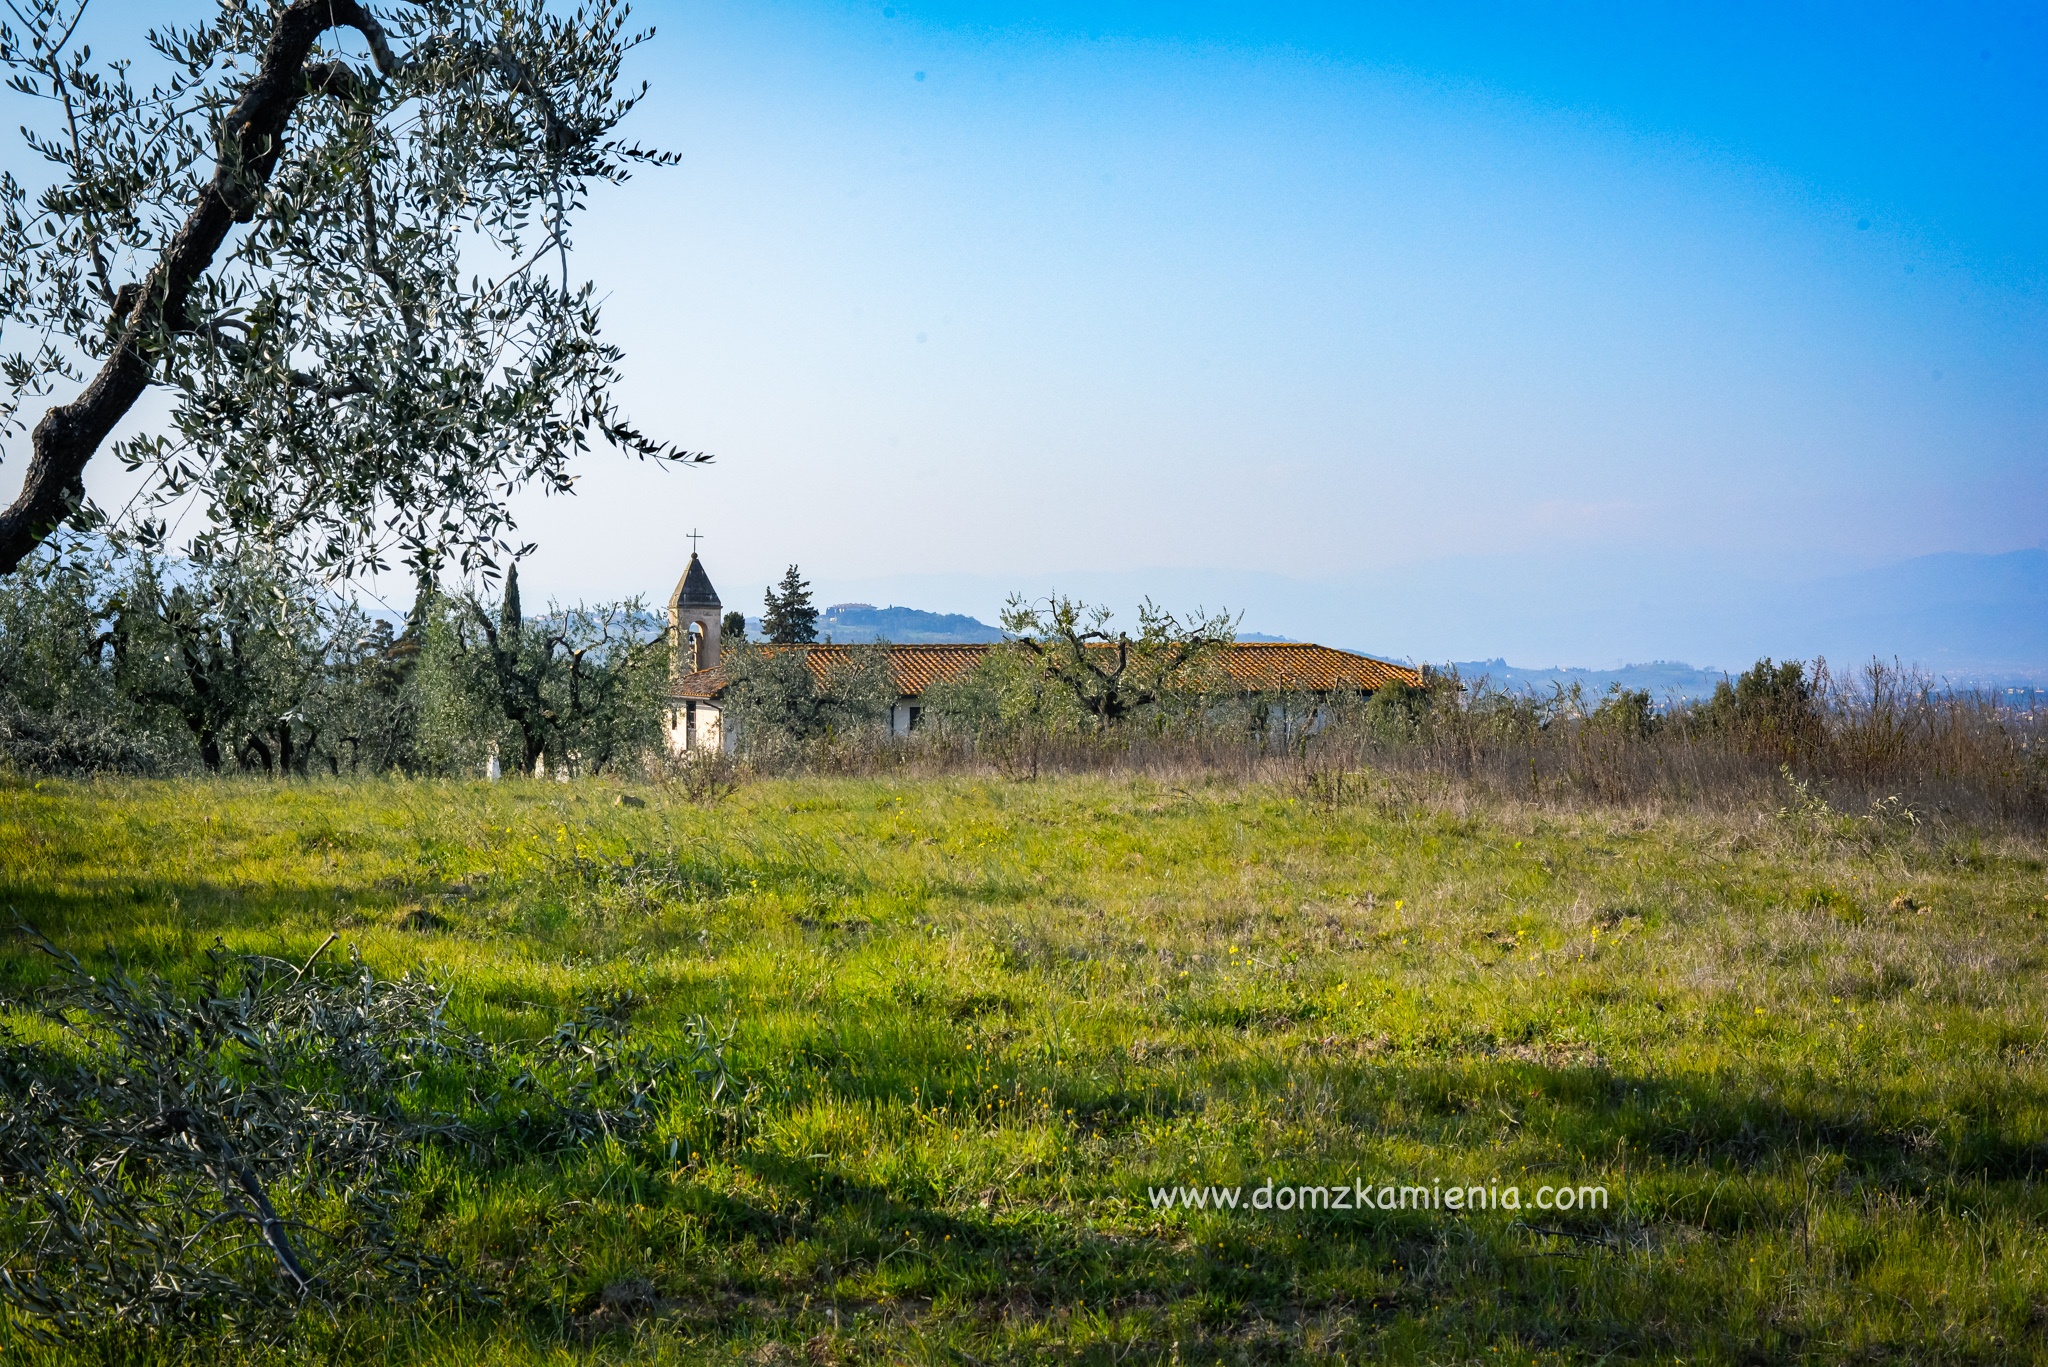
[[1690, 658, 1823, 758], [1591, 684, 1658, 739], [1361, 677, 1436, 741]]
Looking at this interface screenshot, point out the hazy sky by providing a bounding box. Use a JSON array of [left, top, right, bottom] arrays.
[[32, 2, 2048, 662]]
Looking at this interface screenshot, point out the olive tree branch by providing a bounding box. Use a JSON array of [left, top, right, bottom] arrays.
[[0, 0, 397, 574]]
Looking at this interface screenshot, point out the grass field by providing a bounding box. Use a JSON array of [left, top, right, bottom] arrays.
[[4, 771, 2048, 1364]]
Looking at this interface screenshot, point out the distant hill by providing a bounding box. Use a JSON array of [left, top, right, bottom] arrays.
[[837, 548, 2048, 679], [724, 590, 2048, 703], [743, 604, 1008, 644], [1445, 659, 1730, 703], [1438, 658, 2048, 706]]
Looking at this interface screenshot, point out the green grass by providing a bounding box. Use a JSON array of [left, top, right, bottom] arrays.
[[4, 770, 2048, 1364]]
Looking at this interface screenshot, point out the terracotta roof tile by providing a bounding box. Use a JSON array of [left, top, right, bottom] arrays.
[[1213, 642, 1420, 692], [674, 642, 1418, 701]]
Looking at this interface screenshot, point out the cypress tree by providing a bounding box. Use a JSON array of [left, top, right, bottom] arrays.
[[500, 563, 523, 643], [403, 563, 438, 645]]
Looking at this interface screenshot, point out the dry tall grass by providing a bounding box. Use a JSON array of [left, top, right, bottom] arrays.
[[692, 658, 2048, 829]]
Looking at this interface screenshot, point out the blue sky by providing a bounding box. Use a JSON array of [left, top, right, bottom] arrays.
[[49, 2, 2048, 664]]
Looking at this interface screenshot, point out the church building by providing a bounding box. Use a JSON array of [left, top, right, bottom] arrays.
[[664, 550, 728, 752], [661, 550, 1421, 754]]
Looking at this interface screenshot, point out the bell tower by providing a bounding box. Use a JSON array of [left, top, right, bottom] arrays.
[[668, 533, 722, 673]]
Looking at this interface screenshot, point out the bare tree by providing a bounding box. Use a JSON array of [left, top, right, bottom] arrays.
[[0, 0, 704, 579]]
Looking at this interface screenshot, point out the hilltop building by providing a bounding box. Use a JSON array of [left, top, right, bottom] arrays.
[[659, 549, 1419, 754]]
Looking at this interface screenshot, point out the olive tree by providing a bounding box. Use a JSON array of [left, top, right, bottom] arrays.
[[415, 564, 664, 776], [998, 593, 1237, 729], [0, 543, 172, 769], [109, 546, 333, 773], [318, 610, 423, 774], [0, 0, 702, 579], [720, 643, 896, 753]]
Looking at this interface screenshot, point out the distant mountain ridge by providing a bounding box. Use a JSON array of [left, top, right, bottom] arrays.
[[746, 613, 1387, 650], [818, 547, 2048, 678], [742, 603, 1009, 644], [1443, 659, 1730, 703], [742, 556, 2048, 695]]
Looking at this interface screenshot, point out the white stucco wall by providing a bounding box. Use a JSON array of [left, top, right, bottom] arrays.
[[665, 699, 729, 754]]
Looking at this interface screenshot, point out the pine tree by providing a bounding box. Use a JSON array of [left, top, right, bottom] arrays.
[[722, 609, 748, 644], [762, 565, 819, 644]]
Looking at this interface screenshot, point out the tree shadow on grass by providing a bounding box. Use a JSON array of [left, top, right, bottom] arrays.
[[692, 1041, 2048, 1363], [8, 915, 2039, 1363], [0, 881, 394, 984]]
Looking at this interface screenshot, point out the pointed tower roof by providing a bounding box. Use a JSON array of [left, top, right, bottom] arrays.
[[669, 552, 721, 612]]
